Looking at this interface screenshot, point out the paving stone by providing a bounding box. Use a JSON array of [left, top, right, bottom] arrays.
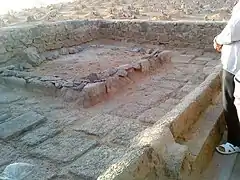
[[2, 76, 26, 88], [68, 146, 125, 179], [0, 92, 23, 104], [0, 111, 46, 139], [108, 103, 149, 119], [128, 89, 173, 106], [105, 119, 147, 146], [150, 79, 184, 90], [1, 157, 58, 180], [137, 107, 168, 124], [20, 126, 61, 146], [137, 98, 180, 124], [206, 60, 221, 67], [0, 143, 19, 167], [72, 114, 123, 137], [31, 132, 98, 163], [171, 54, 195, 63], [0, 113, 11, 124]]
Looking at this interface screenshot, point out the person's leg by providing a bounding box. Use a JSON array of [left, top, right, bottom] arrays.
[[234, 77, 240, 131], [216, 70, 240, 154], [222, 70, 240, 146]]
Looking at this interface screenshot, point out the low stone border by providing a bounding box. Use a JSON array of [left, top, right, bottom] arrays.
[[0, 49, 172, 107], [98, 65, 222, 179]]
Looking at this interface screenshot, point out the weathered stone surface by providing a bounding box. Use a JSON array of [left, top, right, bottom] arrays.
[[137, 98, 179, 124], [116, 68, 128, 77], [108, 103, 149, 119], [20, 126, 61, 146], [68, 47, 79, 54], [2, 76, 26, 88], [31, 132, 97, 163], [128, 89, 173, 106], [106, 119, 147, 146], [23, 47, 44, 67], [0, 111, 46, 139], [157, 50, 172, 62], [139, 59, 150, 72], [0, 143, 19, 167], [171, 54, 195, 63], [59, 47, 69, 55], [83, 82, 106, 99], [0, 92, 23, 104], [0, 113, 11, 124], [72, 114, 123, 136], [106, 75, 121, 94], [68, 146, 125, 179]]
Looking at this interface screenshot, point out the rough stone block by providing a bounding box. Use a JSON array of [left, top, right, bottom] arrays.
[[68, 146, 125, 179], [30, 132, 97, 163], [139, 59, 150, 72], [171, 54, 195, 63], [0, 92, 23, 104], [20, 126, 61, 146], [2, 76, 26, 88], [23, 47, 44, 67], [83, 82, 107, 107], [0, 143, 19, 167], [108, 103, 149, 119], [106, 76, 121, 94], [0, 111, 46, 139], [106, 120, 147, 146], [137, 107, 168, 124], [72, 114, 123, 136]]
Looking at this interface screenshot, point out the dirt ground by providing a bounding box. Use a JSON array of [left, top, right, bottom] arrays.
[[33, 40, 154, 79], [0, 0, 237, 28]]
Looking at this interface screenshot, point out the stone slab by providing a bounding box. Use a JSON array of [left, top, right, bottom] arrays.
[[0, 92, 23, 104], [0, 113, 11, 124], [20, 126, 61, 146], [30, 132, 98, 163], [107, 103, 149, 119], [72, 114, 123, 137], [105, 119, 147, 146], [128, 89, 173, 106], [0, 143, 19, 167], [68, 146, 125, 179], [171, 54, 195, 63], [0, 111, 46, 139]]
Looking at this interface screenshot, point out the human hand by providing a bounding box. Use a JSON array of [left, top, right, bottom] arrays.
[[213, 38, 222, 53]]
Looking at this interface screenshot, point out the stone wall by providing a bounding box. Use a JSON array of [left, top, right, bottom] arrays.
[[99, 20, 227, 49], [0, 20, 226, 67], [0, 20, 101, 66]]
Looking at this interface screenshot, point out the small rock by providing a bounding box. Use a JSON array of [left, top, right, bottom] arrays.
[[86, 73, 99, 83], [132, 62, 141, 70], [54, 82, 62, 89], [40, 76, 62, 81], [116, 68, 128, 77], [68, 47, 79, 54], [42, 51, 59, 60], [62, 81, 74, 87], [139, 59, 150, 72], [59, 48, 69, 55], [75, 45, 84, 52], [128, 47, 145, 53], [5, 65, 15, 70], [146, 48, 154, 54], [73, 82, 87, 91], [22, 47, 44, 67]]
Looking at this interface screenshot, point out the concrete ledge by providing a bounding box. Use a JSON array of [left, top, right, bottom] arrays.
[[98, 64, 222, 179]]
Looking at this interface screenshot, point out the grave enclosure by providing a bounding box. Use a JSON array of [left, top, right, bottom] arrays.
[[0, 19, 226, 180]]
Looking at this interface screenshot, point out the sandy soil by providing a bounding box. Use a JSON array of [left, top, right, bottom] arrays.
[[33, 40, 149, 79], [0, 0, 237, 28]]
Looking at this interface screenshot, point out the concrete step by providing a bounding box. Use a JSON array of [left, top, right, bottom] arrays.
[[179, 93, 225, 178]]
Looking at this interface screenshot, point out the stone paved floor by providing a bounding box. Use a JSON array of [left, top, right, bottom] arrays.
[[0, 50, 221, 179]]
